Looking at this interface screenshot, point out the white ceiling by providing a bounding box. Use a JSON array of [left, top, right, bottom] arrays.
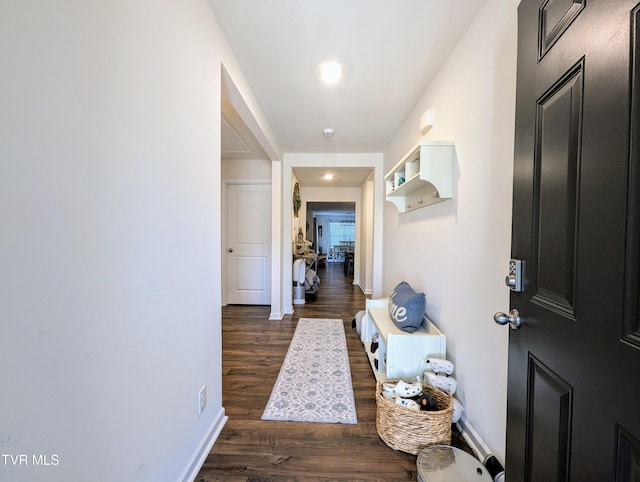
[[293, 166, 372, 188], [307, 201, 355, 217], [211, 0, 486, 155]]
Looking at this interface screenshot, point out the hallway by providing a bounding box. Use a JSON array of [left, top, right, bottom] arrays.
[[196, 263, 471, 480]]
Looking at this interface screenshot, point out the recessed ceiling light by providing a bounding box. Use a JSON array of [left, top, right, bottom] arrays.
[[319, 61, 343, 84], [323, 173, 334, 180]]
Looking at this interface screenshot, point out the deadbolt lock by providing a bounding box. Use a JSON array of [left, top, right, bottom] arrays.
[[505, 259, 524, 292]]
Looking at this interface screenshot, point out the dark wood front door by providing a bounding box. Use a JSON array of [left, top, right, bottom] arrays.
[[507, 0, 640, 480]]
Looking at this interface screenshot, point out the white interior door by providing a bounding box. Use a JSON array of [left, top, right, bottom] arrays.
[[226, 183, 271, 305]]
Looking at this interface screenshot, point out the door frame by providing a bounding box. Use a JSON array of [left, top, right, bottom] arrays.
[[282, 153, 385, 314]]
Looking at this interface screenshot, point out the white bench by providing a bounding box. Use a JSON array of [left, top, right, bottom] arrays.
[[364, 298, 446, 382]]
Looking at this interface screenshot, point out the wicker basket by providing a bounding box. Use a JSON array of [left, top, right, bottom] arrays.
[[375, 380, 453, 455]]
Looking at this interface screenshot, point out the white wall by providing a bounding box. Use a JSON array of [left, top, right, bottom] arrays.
[[360, 177, 375, 294], [0, 1, 272, 480], [382, 0, 519, 462], [222, 158, 271, 180], [270, 160, 284, 319]]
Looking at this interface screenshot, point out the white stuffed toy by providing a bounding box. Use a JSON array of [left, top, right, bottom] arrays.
[[351, 310, 365, 335], [452, 397, 464, 423], [425, 357, 454, 375], [425, 371, 457, 395]]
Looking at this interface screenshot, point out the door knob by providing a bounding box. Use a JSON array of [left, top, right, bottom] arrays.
[[228, 248, 233, 253], [494, 309, 521, 329]]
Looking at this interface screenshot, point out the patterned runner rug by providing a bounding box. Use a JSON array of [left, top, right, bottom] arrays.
[[261, 318, 357, 424]]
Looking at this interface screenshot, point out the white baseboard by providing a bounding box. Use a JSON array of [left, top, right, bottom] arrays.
[[358, 282, 372, 295], [269, 311, 284, 320], [456, 415, 505, 478], [457, 415, 490, 461], [178, 407, 228, 482], [284, 304, 294, 315]]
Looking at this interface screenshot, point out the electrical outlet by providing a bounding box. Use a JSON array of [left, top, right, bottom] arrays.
[[198, 385, 207, 415]]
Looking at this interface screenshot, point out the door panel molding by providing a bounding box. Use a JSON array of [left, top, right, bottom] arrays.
[[538, 0, 585, 60], [614, 424, 640, 481], [235, 257, 268, 291], [531, 59, 584, 321], [525, 354, 573, 482], [624, 4, 640, 349]]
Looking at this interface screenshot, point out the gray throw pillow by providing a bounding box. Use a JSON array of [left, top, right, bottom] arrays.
[[388, 281, 425, 333]]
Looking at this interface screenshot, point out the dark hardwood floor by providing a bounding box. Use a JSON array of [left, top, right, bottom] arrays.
[[196, 263, 472, 481]]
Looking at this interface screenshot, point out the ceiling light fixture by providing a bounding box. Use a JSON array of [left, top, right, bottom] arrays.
[[319, 61, 343, 84], [323, 173, 334, 180], [323, 128, 334, 137]]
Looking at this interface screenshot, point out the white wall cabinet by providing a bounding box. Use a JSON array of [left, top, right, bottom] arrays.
[[385, 141, 454, 213], [363, 299, 446, 382]]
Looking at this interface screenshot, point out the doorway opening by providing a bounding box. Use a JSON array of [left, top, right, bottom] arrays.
[[306, 202, 356, 262], [306, 201, 355, 277]]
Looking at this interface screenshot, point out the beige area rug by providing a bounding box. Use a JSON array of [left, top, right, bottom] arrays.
[[261, 318, 357, 424]]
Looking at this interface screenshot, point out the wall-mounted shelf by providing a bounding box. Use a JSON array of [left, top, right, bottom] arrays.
[[385, 141, 454, 213]]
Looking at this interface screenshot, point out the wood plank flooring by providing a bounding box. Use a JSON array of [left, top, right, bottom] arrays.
[[196, 263, 472, 481]]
